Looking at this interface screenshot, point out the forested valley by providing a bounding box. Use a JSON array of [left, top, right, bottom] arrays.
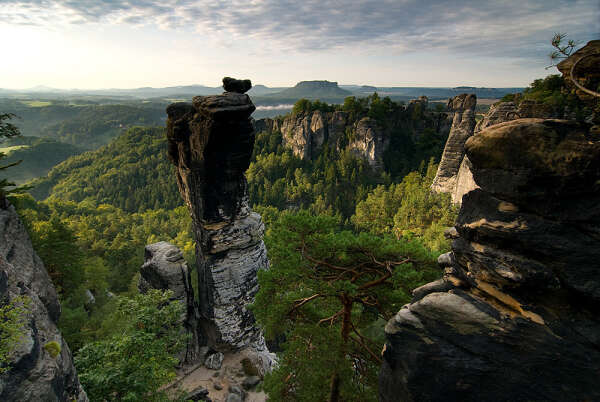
[[0, 74, 578, 400]]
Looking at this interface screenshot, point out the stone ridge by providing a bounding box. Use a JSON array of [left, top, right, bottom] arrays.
[[165, 88, 271, 357], [0, 199, 88, 402], [256, 96, 451, 168], [379, 118, 600, 402]]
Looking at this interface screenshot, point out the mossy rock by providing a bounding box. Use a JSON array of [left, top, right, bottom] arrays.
[[44, 341, 61, 358], [241, 357, 259, 377]]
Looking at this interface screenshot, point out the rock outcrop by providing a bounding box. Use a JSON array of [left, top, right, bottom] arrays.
[[347, 116, 389, 168], [139, 241, 203, 363], [165, 79, 270, 355], [379, 118, 600, 402], [260, 96, 450, 168], [0, 198, 88, 401], [430, 94, 477, 203], [433, 95, 562, 205]]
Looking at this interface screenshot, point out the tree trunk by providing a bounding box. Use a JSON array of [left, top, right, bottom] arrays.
[[329, 294, 353, 402]]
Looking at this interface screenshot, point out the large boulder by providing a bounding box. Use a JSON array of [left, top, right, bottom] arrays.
[[0, 199, 88, 401], [139, 241, 204, 363], [379, 118, 600, 402]]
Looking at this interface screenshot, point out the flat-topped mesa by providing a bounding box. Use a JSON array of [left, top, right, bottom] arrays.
[[430, 93, 477, 202], [166, 78, 270, 352]]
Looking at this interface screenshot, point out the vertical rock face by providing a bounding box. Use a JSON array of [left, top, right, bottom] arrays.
[[430, 93, 477, 203], [347, 117, 389, 168], [165, 80, 269, 351], [139, 242, 202, 363], [379, 118, 600, 402], [266, 96, 449, 168], [0, 199, 88, 402]]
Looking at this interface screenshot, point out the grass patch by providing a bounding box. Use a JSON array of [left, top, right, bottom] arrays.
[[0, 145, 29, 154], [19, 100, 52, 107]]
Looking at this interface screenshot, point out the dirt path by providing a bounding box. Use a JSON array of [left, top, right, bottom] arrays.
[[173, 350, 267, 402]]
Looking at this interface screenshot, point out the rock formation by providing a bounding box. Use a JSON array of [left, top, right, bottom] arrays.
[[430, 94, 477, 203], [380, 117, 600, 401], [347, 116, 390, 168], [165, 78, 270, 355], [0, 198, 88, 401], [258, 96, 450, 168], [433, 95, 560, 205], [139, 241, 203, 363]]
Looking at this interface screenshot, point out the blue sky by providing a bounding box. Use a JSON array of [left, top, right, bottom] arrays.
[[0, 0, 598, 89]]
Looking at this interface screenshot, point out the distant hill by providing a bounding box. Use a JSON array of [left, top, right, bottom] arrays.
[[1, 137, 82, 184], [29, 126, 181, 212], [264, 81, 352, 99]]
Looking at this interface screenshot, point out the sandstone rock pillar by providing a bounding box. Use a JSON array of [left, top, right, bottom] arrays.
[[165, 79, 269, 351], [430, 93, 477, 203]]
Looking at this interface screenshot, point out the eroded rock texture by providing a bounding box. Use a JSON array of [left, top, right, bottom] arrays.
[[166, 81, 269, 352], [430, 94, 477, 203], [263, 95, 450, 168], [139, 242, 203, 363], [0, 198, 88, 402], [380, 118, 600, 402]]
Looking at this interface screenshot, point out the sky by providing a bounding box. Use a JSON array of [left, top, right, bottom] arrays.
[[0, 0, 598, 89]]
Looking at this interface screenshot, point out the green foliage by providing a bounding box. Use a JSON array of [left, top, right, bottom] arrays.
[[0, 137, 81, 184], [75, 289, 186, 402], [29, 126, 181, 212], [0, 295, 30, 373], [1, 113, 30, 200], [252, 211, 438, 401], [292, 98, 335, 115], [44, 341, 61, 358], [352, 160, 457, 252], [500, 75, 592, 121], [12, 193, 194, 351]]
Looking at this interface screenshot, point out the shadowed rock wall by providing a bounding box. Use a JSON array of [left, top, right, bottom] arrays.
[[0, 198, 88, 402], [379, 118, 600, 402]]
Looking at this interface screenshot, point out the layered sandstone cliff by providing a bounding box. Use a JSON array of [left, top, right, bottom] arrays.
[[0, 198, 88, 401], [257, 96, 450, 168], [380, 118, 600, 402], [165, 79, 270, 354]]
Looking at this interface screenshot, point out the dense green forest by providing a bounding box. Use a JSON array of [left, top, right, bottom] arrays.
[[0, 99, 165, 149], [0, 137, 82, 184]]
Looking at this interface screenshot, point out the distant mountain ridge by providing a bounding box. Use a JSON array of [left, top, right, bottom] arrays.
[[1, 81, 524, 101]]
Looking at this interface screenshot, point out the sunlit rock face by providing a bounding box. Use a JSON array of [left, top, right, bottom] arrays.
[[430, 93, 477, 203], [0, 198, 88, 402], [379, 118, 600, 402], [165, 79, 270, 354]]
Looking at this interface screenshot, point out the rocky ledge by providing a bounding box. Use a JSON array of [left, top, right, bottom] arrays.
[[379, 118, 600, 402], [0, 199, 88, 401]]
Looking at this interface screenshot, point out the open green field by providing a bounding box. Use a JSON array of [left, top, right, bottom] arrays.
[[0, 145, 29, 154], [19, 100, 52, 107]]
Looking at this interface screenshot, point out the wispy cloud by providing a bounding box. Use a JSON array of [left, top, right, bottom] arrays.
[[2, 0, 598, 58]]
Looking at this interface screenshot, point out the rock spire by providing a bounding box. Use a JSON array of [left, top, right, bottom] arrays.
[[165, 78, 270, 353]]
